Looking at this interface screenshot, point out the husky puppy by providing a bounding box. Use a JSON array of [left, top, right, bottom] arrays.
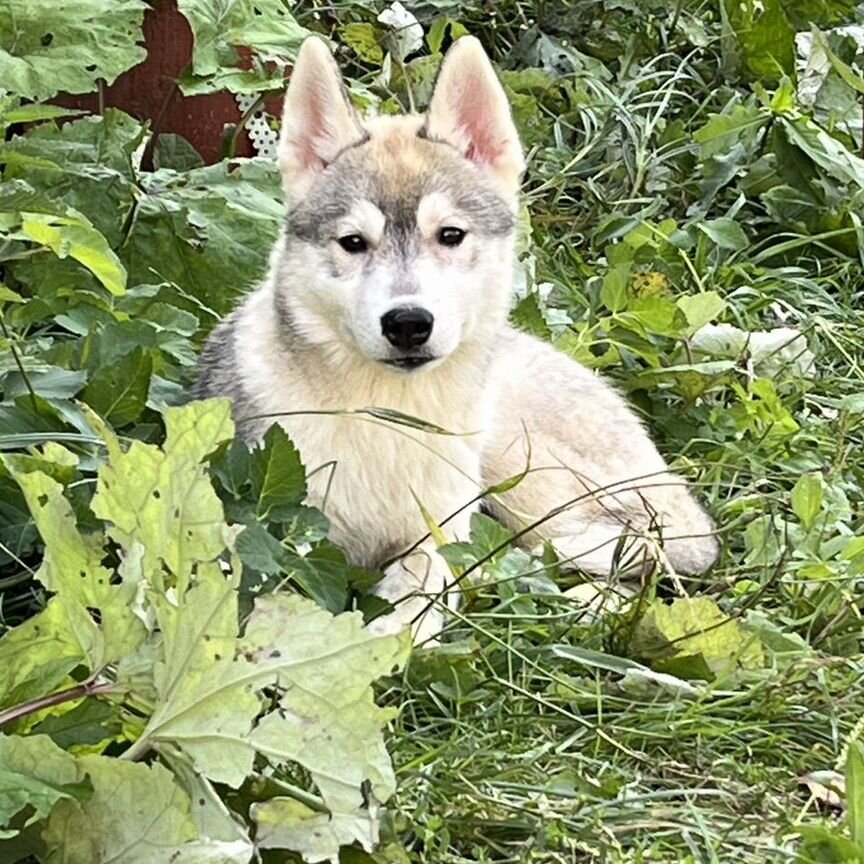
[[196, 36, 719, 641]]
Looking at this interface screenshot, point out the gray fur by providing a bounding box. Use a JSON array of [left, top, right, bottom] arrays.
[[286, 143, 514, 248], [194, 313, 267, 440]]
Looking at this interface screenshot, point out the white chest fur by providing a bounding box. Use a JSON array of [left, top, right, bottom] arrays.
[[282, 413, 481, 566], [234, 289, 488, 567]]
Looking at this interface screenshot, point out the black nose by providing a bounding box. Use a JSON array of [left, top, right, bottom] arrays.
[[380, 307, 434, 350]]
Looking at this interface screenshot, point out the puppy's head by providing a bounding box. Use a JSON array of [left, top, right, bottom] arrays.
[[275, 36, 524, 372]]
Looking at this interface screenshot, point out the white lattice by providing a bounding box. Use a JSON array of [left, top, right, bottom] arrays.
[[235, 93, 279, 159]]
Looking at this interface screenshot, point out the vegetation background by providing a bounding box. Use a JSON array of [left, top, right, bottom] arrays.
[[1, 0, 864, 862]]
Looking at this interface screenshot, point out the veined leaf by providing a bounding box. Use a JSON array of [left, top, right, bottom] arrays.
[[677, 291, 728, 335], [631, 597, 764, 680], [143, 561, 259, 788], [245, 595, 410, 860], [134, 577, 408, 860], [0, 733, 82, 838], [15, 211, 127, 296], [251, 424, 307, 516], [177, 0, 308, 92], [81, 347, 153, 427], [0, 601, 86, 709], [0, 0, 147, 101], [697, 218, 749, 250], [3, 460, 146, 669], [781, 115, 864, 189], [42, 754, 254, 863], [90, 400, 234, 586]]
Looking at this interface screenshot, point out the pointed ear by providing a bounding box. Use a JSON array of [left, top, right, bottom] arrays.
[[425, 36, 524, 195], [278, 37, 367, 199]]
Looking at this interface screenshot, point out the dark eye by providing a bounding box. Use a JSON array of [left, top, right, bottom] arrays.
[[337, 234, 368, 254], [437, 227, 466, 247]]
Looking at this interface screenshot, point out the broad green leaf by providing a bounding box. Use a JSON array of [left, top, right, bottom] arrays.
[[761, 184, 823, 232], [621, 297, 684, 338], [81, 347, 153, 427], [126, 159, 284, 316], [244, 595, 410, 860], [251, 424, 307, 516], [234, 521, 287, 574], [697, 218, 749, 250], [90, 400, 234, 585], [2, 111, 144, 252], [132, 583, 407, 862], [16, 211, 126, 296], [30, 699, 121, 752], [0, 733, 82, 838], [161, 748, 253, 846], [0, 601, 85, 709], [280, 546, 355, 614], [791, 472, 825, 532], [796, 825, 864, 863], [812, 26, 864, 96], [177, 0, 308, 88], [42, 755, 254, 863], [763, 76, 797, 113], [5, 463, 145, 668], [426, 18, 469, 55], [744, 611, 811, 656], [253, 797, 377, 863], [152, 134, 205, 172], [2, 367, 86, 401], [631, 597, 764, 680], [0, 284, 23, 304], [511, 292, 552, 340], [724, 0, 795, 79], [847, 741, 864, 847], [0, 102, 86, 127], [341, 23, 384, 64], [781, 115, 864, 189], [693, 101, 766, 158], [677, 292, 728, 334], [144, 562, 259, 788], [0, 0, 147, 101], [601, 263, 631, 312]]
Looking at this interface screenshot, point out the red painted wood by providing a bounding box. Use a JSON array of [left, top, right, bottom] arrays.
[[57, 0, 285, 165]]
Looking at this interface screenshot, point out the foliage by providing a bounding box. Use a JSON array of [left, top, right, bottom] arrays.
[[0, 0, 863, 862], [0, 400, 408, 863]]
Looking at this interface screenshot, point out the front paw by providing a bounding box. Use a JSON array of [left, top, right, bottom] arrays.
[[367, 599, 444, 646], [368, 550, 452, 646]]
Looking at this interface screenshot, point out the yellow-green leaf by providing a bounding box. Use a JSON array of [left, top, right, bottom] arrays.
[[18, 211, 126, 295]]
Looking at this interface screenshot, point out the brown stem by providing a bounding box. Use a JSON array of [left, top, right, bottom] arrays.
[[0, 678, 117, 728]]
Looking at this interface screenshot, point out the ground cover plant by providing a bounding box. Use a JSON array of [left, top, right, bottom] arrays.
[[1, 0, 864, 861]]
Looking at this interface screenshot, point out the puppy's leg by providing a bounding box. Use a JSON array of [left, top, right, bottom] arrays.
[[367, 543, 457, 645], [484, 329, 719, 577]]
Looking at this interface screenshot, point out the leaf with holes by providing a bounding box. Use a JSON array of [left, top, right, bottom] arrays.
[[3, 458, 146, 670], [0, 0, 146, 101], [177, 0, 308, 92], [90, 399, 234, 586]]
